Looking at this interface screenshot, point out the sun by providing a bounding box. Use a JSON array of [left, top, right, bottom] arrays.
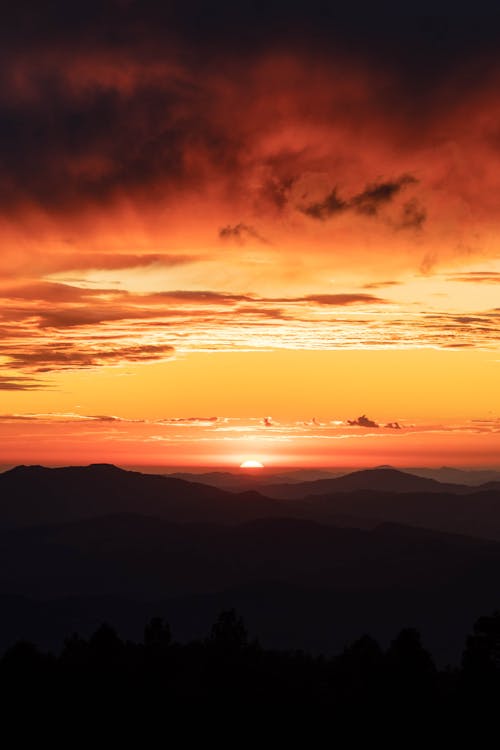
[[240, 460, 264, 469]]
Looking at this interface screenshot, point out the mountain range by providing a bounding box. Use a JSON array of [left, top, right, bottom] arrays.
[[2, 463, 500, 663]]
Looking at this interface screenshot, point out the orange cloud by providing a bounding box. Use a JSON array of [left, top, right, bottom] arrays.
[[1, 6, 500, 465]]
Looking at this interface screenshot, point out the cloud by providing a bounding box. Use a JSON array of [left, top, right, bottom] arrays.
[[302, 175, 418, 221], [0, 412, 129, 422], [46, 253, 200, 273], [259, 176, 296, 210], [300, 294, 386, 306], [448, 272, 500, 283], [352, 175, 417, 215], [347, 414, 379, 428], [219, 223, 268, 244], [385, 421, 402, 429], [1, 285, 500, 377], [0, 281, 108, 303], [148, 290, 256, 305], [395, 199, 427, 230], [301, 188, 347, 220], [0, 4, 499, 271], [157, 417, 219, 426], [362, 281, 401, 290], [0, 376, 48, 391], [263, 416, 273, 426], [4, 343, 175, 372]]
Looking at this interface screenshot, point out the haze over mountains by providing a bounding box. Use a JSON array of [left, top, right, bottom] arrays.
[[168, 466, 500, 493], [2, 463, 500, 663]]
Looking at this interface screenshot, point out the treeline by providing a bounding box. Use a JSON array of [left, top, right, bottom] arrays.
[[2, 608, 500, 723]]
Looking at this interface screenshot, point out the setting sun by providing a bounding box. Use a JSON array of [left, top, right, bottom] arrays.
[[240, 460, 264, 469]]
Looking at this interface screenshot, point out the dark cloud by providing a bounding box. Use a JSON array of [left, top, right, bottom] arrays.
[[0, 282, 110, 303], [36, 308, 156, 328], [263, 416, 273, 426], [0, 3, 498, 243], [385, 421, 402, 429], [448, 272, 500, 283], [396, 199, 427, 230], [0, 286, 390, 341], [302, 176, 418, 221], [363, 281, 401, 290], [301, 189, 347, 220], [4, 343, 175, 372], [3, 2, 500, 71], [347, 414, 379, 428], [301, 294, 386, 306], [51, 253, 199, 272], [218, 223, 268, 244], [0, 376, 47, 391], [0, 61, 242, 215], [351, 175, 417, 215], [259, 176, 296, 211]]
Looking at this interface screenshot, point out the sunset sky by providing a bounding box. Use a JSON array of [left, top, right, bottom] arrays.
[[1, 2, 500, 468]]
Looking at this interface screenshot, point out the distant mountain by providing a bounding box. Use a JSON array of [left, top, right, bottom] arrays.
[[3, 464, 500, 539], [296, 488, 500, 540], [260, 467, 473, 499], [167, 469, 340, 491], [0, 464, 281, 528], [401, 466, 500, 486], [3, 464, 500, 662], [167, 471, 268, 491], [0, 510, 497, 600], [0, 514, 499, 663]]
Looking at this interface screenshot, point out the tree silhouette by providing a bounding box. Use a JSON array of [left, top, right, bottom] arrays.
[[88, 623, 124, 670], [462, 611, 500, 701], [334, 634, 384, 700], [144, 617, 171, 649], [209, 609, 248, 651], [61, 633, 89, 667], [385, 628, 436, 705]]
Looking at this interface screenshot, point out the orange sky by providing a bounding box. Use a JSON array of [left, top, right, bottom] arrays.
[[1, 7, 500, 467]]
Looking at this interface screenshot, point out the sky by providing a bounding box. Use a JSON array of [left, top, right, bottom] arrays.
[[1, 1, 500, 468]]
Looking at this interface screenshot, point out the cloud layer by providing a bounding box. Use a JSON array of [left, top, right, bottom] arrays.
[[1, 2, 499, 469], [1, 278, 500, 383]]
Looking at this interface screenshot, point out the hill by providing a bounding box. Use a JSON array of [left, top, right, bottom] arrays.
[[0, 464, 280, 528], [0, 513, 498, 663], [260, 467, 473, 499]]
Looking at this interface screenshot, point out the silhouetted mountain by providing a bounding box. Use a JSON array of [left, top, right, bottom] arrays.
[[167, 471, 271, 491], [167, 469, 340, 491], [0, 464, 281, 528], [260, 467, 473, 499], [0, 514, 500, 663], [299, 488, 500, 540], [3, 464, 500, 540], [404, 467, 500, 486], [1, 513, 498, 599], [475, 481, 500, 492], [166, 465, 500, 492]]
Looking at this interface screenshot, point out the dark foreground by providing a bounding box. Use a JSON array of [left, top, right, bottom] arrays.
[[2, 608, 500, 734]]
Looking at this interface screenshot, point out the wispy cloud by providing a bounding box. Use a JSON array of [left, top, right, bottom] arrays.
[[447, 272, 500, 284], [1, 276, 499, 382], [0, 376, 49, 391]]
